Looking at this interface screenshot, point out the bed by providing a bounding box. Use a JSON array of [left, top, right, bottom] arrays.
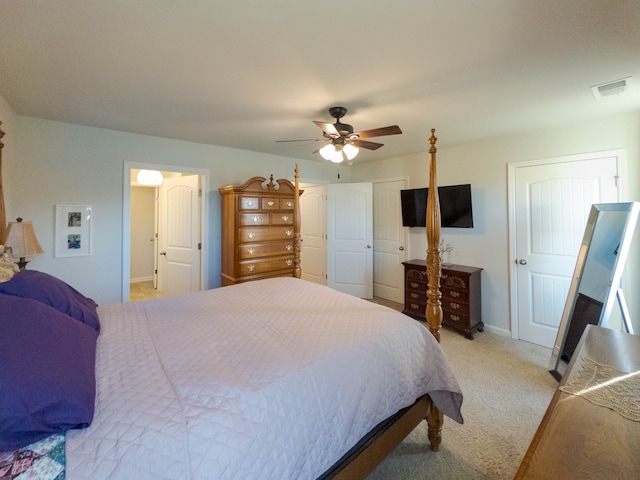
[[0, 128, 461, 479]]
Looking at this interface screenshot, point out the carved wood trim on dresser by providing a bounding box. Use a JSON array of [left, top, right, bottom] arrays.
[[219, 173, 301, 286], [402, 259, 484, 339]]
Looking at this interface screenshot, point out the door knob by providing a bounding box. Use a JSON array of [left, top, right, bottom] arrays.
[[366, 245, 372, 249], [517, 259, 527, 265], [160, 251, 167, 256], [399, 246, 405, 251]]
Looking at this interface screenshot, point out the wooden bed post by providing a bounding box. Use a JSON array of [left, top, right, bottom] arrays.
[[425, 129, 442, 340], [293, 163, 301, 279], [425, 128, 444, 451], [0, 121, 6, 243]]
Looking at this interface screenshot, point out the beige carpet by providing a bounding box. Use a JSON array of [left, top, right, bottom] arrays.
[[366, 325, 558, 479]]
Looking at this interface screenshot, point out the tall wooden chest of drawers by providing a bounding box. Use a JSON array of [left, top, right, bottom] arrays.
[[219, 175, 299, 286], [402, 259, 484, 339]]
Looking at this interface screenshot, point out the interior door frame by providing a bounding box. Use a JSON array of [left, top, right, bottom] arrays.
[[122, 161, 210, 302], [507, 149, 628, 340]]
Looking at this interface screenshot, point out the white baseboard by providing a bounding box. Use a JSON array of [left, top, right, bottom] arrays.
[[482, 323, 511, 337], [130, 276, 154, 284]]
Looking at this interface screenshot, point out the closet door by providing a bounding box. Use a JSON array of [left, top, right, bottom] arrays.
[[327, 183, 373, 299]]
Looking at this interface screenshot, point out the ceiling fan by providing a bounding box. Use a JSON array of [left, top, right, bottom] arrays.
[[277, 106, 402, 163]]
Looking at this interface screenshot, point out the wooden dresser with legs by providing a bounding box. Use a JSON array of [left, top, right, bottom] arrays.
[[219, 174, 300, 286], [402, 259, 483, 339]]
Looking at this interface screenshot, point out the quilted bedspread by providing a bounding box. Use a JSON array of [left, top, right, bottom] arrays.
[[66, 278, 463, 480]]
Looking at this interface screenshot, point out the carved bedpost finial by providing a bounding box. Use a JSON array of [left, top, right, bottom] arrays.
[[428, 128, 437, 153]]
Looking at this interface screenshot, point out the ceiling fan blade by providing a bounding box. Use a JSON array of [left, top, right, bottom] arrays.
[[353, 139, 384, 150], [356, 125, 402, 138], [276, 138, 322, 143], [313, 121, 340, 137]]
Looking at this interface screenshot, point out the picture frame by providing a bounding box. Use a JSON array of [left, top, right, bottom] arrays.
[[55, 205, 93, 258]]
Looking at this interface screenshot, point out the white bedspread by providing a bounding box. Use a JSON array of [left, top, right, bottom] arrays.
[[66, 278, 463, 480]]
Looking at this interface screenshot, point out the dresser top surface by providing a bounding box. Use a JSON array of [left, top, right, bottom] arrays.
[[516, 325, 640, 479], [403, 259, 482, 274]]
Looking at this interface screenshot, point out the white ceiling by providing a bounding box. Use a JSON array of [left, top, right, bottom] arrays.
[[1, 1, 639, 164]]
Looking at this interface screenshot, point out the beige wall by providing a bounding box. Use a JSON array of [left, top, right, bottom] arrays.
[[2, 89, 638, 335], [130, 186, 155, 281], [351, 111, 640, 335], [0, 94, 345, 303]]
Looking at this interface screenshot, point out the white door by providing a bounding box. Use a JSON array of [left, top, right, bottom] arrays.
[[327, 183, 373, 298], [373, 179, 407, 303], [300, 184, 327, 285], [511, 152, 621, 347], [158, 175, 201, 297]]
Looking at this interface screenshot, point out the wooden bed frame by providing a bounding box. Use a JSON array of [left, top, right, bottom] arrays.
[[291, 130, 445, 479], [0, 123, 443, 479], [0, 121, 6, 244]]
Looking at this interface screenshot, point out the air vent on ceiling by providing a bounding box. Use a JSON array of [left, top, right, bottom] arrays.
[[591, 77, 632, 100]]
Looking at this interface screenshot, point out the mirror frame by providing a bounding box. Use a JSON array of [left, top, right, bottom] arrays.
[[548, 202, 640, 380]]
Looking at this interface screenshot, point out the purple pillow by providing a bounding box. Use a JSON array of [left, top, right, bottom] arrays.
[[0, 270, 100, 333], [0, 293, 98, 451]]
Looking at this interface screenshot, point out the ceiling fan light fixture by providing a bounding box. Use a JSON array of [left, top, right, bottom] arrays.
[[343, 144, 359, 160], [319, 143, 343, 163]]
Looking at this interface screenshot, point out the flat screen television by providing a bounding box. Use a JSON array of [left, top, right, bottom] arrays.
[[401, 184, 474, 228]]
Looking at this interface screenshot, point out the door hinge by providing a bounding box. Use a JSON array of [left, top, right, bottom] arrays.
[[614, 175, 620, 187], [154, 269, 157, 274], [198, 242, 202, 250], [198, 188, 202, 196]]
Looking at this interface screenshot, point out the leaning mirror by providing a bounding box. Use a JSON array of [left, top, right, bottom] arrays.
[[548, 202, 640, 381]]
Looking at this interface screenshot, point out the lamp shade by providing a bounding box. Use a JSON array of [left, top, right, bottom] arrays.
[[4, 218, 44, 260], [319, 143, 342, 163], [343, 144, 359, 160]]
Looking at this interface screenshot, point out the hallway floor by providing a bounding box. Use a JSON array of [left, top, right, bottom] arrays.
[[129, 280, 163, 301]]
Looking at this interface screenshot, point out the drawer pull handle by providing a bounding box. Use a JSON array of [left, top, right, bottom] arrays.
[[411, 303, 419, 310], [450, 314, 460, 322], [247, 232, 255, 239], [286, 201, 293, 207], [246, 200, 254, 206], [451, 302, 460, 309], [268, 201, 275, 207], [411, 293, 419, 299], [282, 215, 289, 221], [410, 282, 419, 289], [247, 264, 255, 272], [286, 244, 293, 251], [285, 259, 293, 266], [247, 248, 255, 255], [285, 230, 293, 237], [451, 291, 460, 298], [252, 216, 260, 222]]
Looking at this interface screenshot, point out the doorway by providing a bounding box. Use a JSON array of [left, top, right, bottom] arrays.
[[508, 150, 625, 347], [300, 179, 406, 302], [122, 162, 210, 302]]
